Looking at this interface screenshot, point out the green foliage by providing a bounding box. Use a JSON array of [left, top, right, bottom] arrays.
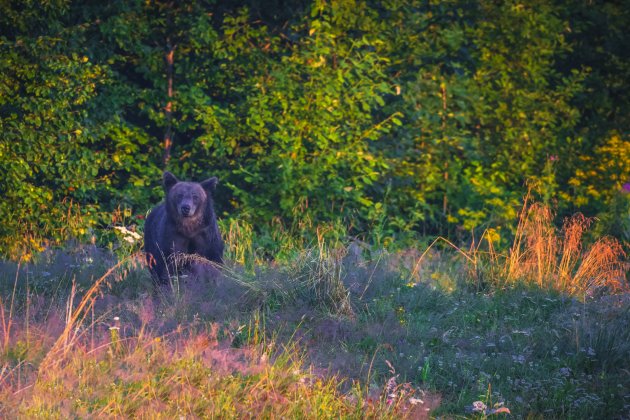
[[226, 3, 396, 225], [1, 0, 629, 255], [0, 14, 104, 256]]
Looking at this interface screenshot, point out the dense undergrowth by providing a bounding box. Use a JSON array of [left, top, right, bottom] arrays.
[[0, 203, 628, 418], [3, 0, 630, 260]]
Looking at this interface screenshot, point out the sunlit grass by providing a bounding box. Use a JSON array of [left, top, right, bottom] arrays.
[[409, 198, 627, 299], [0, 200, 628, 417], [504, 200, 627, 297], [0, 249, 428, 418]]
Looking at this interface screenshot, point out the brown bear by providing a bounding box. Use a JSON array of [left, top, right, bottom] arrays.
[[144, 171, 224, 284]]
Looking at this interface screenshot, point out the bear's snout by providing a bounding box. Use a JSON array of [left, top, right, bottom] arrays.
[[180, 203, 193, 217]]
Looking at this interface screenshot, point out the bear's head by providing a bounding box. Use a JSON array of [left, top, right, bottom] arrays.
[[163, 171, 218, 220]]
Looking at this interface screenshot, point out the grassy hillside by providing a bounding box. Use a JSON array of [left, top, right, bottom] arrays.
[[0, 203, 628, 418]]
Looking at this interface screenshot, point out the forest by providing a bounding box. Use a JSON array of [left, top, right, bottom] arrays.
[[0, 1, 629, 418], [1, 0, 628, 256]]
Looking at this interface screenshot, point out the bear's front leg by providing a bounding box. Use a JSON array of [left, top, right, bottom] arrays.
[[162, 233, 191, 280], [147, 253, 169, 284]]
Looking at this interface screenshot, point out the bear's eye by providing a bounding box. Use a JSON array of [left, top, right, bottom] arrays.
[[176, 193, 184, 200], [192, 194, 199, 202]]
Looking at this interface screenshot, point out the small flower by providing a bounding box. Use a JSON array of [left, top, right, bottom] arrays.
[[472, 401, 487, 412], [622, 183, 630, 194], [114, 225, 142, 242]]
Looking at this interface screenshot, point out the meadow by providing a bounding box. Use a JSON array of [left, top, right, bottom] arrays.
[[0, 201, 628, 418]]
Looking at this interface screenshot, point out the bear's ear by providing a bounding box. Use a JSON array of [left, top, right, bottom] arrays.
[[201, 177, 218, 192], [163, 171, 179, 191]]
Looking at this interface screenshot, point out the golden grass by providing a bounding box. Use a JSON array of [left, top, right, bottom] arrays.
[[40, 254, 141, 369], [504, 201, 627, 297], [0, 250, 426, 418], [408, 197, 627, 298], [221, 218, 255, 266], [2, 314, 424, 418]]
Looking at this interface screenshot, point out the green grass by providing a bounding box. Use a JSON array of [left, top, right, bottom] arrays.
[[1, 208, 628, 418]]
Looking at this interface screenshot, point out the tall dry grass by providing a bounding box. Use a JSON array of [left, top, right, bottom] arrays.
[[504, 201, 627, 297], [300, 227, 354, 318], [0, 254, 430, 419], [39, 255, 139, 369], [408, 198, 627, 298], [220, 218, 255, 267]]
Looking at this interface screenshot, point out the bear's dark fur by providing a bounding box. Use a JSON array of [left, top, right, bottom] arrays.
[[144, 171, 224, 283]]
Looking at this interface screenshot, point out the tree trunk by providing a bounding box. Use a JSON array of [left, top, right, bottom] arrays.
[[163, 39, 175, 167]]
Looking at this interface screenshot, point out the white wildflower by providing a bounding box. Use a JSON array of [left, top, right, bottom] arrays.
[[472, 401, 487, 412], [559, 367, 572, 377]]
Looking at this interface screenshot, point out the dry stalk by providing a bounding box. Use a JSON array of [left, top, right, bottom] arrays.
[[39, 254, 138, 370], [504, 200, 627, 298]]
